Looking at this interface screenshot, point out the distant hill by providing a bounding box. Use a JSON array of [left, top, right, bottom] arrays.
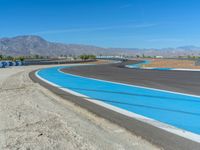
[[0, 35, 107, 56], [1, 35, 200, 57]]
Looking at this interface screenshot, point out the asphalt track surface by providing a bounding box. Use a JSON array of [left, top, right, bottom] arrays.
[[30, 61, 200, 150], [61, 60, 200, 96]]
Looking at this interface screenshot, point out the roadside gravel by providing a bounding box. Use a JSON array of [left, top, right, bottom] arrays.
[[0, 65, 160, 150]]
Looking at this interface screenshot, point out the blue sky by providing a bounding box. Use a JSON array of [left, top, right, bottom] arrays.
[[1, 0, 200, 48]]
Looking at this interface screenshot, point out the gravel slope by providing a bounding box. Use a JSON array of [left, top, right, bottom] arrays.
[[0, 65, 160, 150]]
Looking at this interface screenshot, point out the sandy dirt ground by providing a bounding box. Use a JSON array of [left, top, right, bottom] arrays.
[[0, 65, 160, 150], [143, 59, 200, 69]]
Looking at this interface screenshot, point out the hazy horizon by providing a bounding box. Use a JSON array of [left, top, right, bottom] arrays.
[[1, 35, 200, 50]]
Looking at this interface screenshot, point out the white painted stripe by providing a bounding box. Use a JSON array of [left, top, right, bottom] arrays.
[[173, 68, 200, 71], [140, 67, 200, 72], [36, 69, 200, 143]]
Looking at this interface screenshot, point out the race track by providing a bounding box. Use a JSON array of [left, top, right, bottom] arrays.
[[61, 60, 200, 96], [31, 61, 200, 150]]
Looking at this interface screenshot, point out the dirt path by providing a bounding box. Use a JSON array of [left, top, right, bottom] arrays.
[[0, 65, 160, 150], [144, 59, 200, 69]]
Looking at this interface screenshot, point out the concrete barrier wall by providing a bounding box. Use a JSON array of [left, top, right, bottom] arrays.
[[195, 59, 200, 66], [1, 59, 96, 68], [0, 62, 3, 68], [24, 59, 96, 65]]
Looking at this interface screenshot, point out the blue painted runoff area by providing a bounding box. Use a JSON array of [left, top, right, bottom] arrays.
[[152, 68, 173, 71], [126, 61, 175, 71], [38, 66, 200, 135], [126, 60, 150, 68]]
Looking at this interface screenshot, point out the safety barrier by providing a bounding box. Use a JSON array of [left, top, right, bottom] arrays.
[[0, 61, 23, 68], [195, 59, 200, 66]]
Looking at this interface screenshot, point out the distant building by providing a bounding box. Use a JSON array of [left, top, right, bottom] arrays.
[[96, 55, 127, 61], [155, 56, 164, 59], [97, 55, 124, 59]]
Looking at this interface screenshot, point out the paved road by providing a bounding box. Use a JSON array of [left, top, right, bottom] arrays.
[[30, 62, 200, 150], [61, 60, 200, 96]]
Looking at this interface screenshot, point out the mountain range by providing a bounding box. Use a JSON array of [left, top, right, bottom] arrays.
[[1, 35, 200, 57]]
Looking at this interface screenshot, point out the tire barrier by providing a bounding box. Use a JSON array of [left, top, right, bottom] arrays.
[[0, 61, 24, 68]]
